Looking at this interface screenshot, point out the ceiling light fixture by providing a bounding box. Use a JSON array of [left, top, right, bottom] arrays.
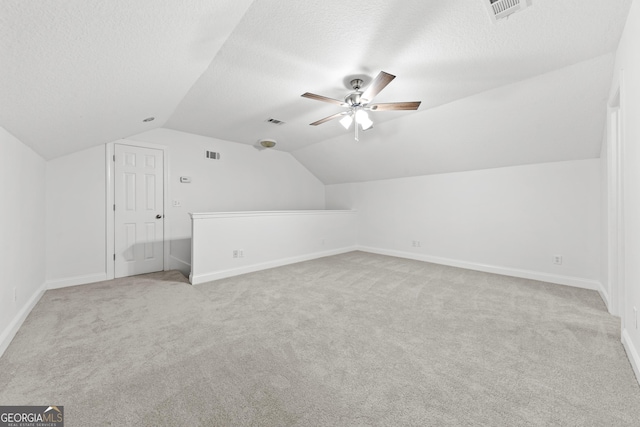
[[339, 114, 353, 130], [339, 108, 374, 141], [302, 71, 421, 142], [355, 109, 373, 130], [259, 139, 276, 148]]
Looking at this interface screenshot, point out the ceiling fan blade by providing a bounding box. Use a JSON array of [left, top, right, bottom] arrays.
[[361, 71, 396, 102], [310, 112, 344, 126], [301, 92, 345, 106], [369, 101, 421, 111]]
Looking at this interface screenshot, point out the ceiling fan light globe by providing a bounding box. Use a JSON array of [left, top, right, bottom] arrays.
[[355, 109, 369, 123], [360, 117, 373, 130], [339, 114, 353, 129]]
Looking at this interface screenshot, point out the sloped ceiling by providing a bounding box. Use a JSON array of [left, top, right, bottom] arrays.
[[294, 53, 615, 184], [0, 0, 253, 159], [0, 0, 633, 182]]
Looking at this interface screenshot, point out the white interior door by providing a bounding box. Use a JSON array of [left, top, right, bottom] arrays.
[[114, 143, 164, 278]]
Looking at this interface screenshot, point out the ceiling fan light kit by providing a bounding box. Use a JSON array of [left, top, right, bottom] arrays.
[[339, 114, 353, 130], [302, 71, 421, 141], [355, 110, 373, 130]]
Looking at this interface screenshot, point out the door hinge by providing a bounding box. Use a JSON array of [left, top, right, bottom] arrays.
[[113, 254, 116, 260], [113, 155, 115, 162], [113, 204, 115, 211]]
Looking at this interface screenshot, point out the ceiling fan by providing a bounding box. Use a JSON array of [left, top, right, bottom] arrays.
[[301, 71, 421, 141]]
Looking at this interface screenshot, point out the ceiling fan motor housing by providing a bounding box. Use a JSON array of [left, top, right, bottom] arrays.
[[345, 92, 364, 107], [345, 78, 367, 106]]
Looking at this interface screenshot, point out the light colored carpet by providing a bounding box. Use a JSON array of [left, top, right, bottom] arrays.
[[1, 251, 639, 426]]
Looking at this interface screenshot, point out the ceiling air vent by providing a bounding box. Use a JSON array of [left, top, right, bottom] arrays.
[[205, 150, 220, 160], [266, 117, 286, 126], [485, 0, 531, 22]]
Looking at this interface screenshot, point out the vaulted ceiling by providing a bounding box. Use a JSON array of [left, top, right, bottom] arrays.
[[0, 0, 632, 183]]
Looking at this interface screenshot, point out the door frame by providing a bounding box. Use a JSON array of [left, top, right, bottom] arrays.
[[106, 139, 170, 280], [606, 71, 625, 319], [607, 101, 621, 316]]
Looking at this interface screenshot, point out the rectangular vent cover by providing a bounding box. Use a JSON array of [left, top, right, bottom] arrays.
[[205, 151, 220, 160], [486, 0, 531, 22], [266, 118, 286, 125]]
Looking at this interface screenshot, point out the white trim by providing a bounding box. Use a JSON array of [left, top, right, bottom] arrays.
[[597, 284, 610, 310], [606, 78, 623, 317], [617, 68, 626, 328], [622, 329, 640, 386], [105, 143, 114, 280], [169, 255, 191, 269], [106, 139, 170, 279], [169, 255, 191, 277], [190, 246, 357, 285], [45, 273, 107, 290], [0, 283, 46, 358], [357, 246, 601, 290], [190, 210, 355, 220]]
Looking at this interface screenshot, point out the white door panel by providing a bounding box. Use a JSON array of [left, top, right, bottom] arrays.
[[114, 144, 164, 278]]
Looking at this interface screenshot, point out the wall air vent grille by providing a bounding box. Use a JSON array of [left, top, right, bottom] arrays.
[[205, 151, 220, 160], [485, 0, 531, 22], [266, 118, 286, 125]]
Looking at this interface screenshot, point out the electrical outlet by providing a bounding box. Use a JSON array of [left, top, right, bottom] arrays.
[[172, 200, 182, 207], [238, 249, 244, 258], [552, 255, 563, 265], [412, 240, 421, 248], [233, 250, 238, 258]]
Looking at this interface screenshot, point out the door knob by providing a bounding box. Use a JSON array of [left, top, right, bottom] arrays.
[[156, 214, 163, 219]]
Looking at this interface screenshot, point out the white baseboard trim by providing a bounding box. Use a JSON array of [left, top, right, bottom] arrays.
[[597, 283, 610, 312], [168, 255, 191, 277], [622, 329, 640, 386], [0, 283, 46, 359], [46, 272, 107, 290], [190, 246, 358, 285], [356, 246, 601, 291]]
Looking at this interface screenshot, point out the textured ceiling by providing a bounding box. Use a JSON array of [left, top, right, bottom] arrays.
[[0, 0, 633, 182], [167, 0, 631, 153], [0, 0, 253, 159]]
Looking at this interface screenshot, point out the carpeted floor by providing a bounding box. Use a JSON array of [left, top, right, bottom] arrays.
[[1, 251, 639, 426]]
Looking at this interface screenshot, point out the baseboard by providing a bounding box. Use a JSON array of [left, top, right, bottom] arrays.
[[622, 329, 640, 386], [357, 246, 600, 291], [0, 283, 46, 359], [597, 283, 610, 312], [168, 255, 191, 277], [46, 272, 107, 290], [190, 246, 358, 285]]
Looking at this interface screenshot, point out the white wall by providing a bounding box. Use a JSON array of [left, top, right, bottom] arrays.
[[0, 127, 46, 355], [127, 128, 326, 274], [44, 128, 325, 283], [190, 210, 357, 284], [610, 0, 640, 381], [46, 145, 106, 287], [327, 159, 601, 289]]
